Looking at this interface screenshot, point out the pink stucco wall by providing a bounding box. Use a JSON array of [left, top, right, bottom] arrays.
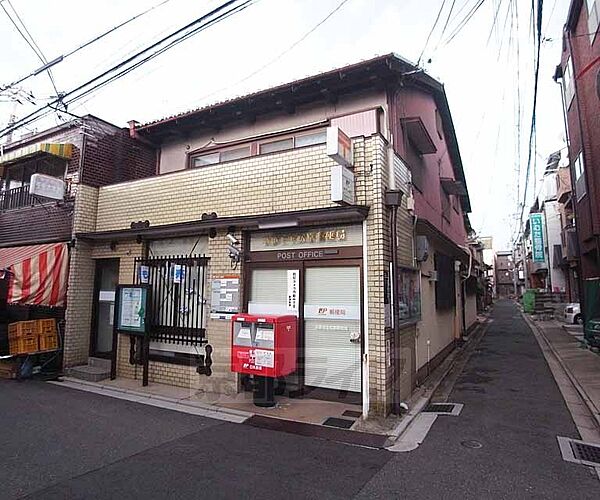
[[391, 87, 468, 247]]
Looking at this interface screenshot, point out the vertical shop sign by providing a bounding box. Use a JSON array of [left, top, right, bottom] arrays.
[[287, 270, 299, 312], [530, 213, 545, 263]]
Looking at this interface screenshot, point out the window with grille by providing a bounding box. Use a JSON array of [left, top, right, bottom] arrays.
[[134, 255, 209, 345]]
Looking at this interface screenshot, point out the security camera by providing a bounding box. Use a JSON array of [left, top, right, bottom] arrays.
[[226, 233, 239, 245]]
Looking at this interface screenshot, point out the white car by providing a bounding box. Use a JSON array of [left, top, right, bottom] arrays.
[[563, 303, 583, 325]]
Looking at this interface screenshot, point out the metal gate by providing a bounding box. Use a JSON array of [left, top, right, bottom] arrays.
[[134, 255, 209, 345]]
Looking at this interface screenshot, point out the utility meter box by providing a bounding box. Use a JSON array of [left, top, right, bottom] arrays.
[[231, 314, 297, 377]]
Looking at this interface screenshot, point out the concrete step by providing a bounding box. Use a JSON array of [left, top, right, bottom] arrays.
[[67, 365, 110, 382], [88, 357, 111, 370]]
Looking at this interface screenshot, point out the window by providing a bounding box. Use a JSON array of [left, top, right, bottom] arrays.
[[192, 152, 219, 167], [587, 0, 599, 43], [259, 138, 294, 154], [405, 139, 425, 192], [564, 56, 575, 107], [189, 129, 326, 168], [441, 186, 451, 221], [452, 194, 460, 213], [435, 109, 443, 140], [574, 151, 587, 200], [220, 146, 251, 162], [295, 131, 326, 147]]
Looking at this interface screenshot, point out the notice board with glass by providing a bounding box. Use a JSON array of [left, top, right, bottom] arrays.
[[114, 284, 150, 336]]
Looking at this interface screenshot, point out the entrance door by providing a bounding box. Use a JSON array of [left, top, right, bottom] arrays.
[[91, 259, 119, 357], [304, 266, 361, 393]]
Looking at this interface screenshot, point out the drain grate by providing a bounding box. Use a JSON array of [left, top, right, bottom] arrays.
[[323, 417, 355, 429], [572, 442, 600, 464], [342, 410, 362, 419], [422, 403, 463, 416], [557, 437, 600, 467]]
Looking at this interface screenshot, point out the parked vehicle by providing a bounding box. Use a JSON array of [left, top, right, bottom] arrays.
[[563, 303, 583, 325]]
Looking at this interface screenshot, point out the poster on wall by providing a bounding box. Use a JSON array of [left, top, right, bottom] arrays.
[[287, 270, 299, 313]]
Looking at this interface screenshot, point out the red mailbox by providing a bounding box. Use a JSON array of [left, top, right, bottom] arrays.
[[231, 314, 297, 378]]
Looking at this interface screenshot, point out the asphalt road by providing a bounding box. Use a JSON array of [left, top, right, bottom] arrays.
[[1, 300, 598, 499]]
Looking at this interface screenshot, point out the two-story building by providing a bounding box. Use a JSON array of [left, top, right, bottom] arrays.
[[554, 0, 600, 316], [68, 54, 474, 418], [0, 115, 156, 365]]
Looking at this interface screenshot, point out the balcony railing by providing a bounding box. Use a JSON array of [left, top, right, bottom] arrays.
[[0, 185, 37, 211]]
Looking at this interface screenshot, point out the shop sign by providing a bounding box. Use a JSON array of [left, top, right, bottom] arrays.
[[330, 164, 355, 205], [304, 304, 360, 320], [252, 225, 362, 252], [326, 125, 353, 168], [29, 173, 65, 200], [530, 213, 545, 263]]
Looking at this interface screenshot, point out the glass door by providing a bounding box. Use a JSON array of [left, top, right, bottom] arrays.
[[91, 259, 119, 357], [304, 266, 361, 393]]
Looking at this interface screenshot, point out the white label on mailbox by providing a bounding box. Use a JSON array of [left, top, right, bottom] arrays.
[[256, 328, 274, 342], [254, 349, 274, 368], [237, 328, 251, 339]]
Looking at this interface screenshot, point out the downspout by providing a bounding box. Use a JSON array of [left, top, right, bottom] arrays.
[[385, 86, 403, 415]]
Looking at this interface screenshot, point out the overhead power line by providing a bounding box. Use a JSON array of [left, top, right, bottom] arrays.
[[417, 0, 447, 66], [1, 0, 58, 96], [514, 0, 543, 242], [0, 0, 257, 139], [0, 0, 174, 93]]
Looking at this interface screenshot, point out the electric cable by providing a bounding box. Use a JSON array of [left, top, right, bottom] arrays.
[[0, 0, 255, 139], [1, 0, 174, 93], [1, 0, 58, 96], [417, 0, 447, 66]]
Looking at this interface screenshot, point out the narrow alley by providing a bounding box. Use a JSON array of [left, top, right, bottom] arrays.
[[1, 300, 598, 499]]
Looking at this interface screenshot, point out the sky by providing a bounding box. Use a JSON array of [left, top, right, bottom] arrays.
[[0, 0, 572, 251]]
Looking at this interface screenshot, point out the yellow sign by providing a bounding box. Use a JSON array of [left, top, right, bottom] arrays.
[[265, 229, 347, 247]]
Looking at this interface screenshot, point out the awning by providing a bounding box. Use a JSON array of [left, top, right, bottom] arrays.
[[77, 206, 370, 242], [0, 143, 73, 174], [440, 177, 468, 196], [0, 242, 69, 307]]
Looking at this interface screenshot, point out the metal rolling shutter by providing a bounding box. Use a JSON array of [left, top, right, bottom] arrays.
[[304, 267, 361, 392]]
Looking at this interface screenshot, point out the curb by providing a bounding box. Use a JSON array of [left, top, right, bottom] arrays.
[[521, 312, 600, 430], [50, 377, 253, 422]]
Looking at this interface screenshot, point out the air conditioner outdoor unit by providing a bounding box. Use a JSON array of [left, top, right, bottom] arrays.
[[428, 271, 438, 282], [416, 235, 429, 262]]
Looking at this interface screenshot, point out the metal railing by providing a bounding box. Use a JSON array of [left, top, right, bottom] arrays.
[[0, 185, 36, 211]]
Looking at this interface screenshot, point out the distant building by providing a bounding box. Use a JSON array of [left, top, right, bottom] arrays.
[[494, 251, 514, 297]]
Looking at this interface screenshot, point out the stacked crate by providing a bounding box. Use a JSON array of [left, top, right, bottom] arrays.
[[8, 319, 58, 354], [38, 319, 58, 351], [8, 321, 38, 355]]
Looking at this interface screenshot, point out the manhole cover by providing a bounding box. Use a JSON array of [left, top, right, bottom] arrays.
[[461, 440, 483, 449]]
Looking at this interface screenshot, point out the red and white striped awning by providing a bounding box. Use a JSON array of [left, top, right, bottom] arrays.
[[0, 243, 69, 307]]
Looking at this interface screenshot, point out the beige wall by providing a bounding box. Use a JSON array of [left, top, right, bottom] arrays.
[[415, 254, 456, 372], [158, 91, 386, 174], [465, 292, 478, 331]]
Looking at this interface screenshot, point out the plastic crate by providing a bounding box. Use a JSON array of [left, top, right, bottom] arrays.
[[8, 321, 38, 339], [9, 335, 38, 355], [36, 319, 57, 336], [39, 332, 59, 352]]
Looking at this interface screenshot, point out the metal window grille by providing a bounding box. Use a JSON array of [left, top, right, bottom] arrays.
[[134, 254, 209, 345]]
